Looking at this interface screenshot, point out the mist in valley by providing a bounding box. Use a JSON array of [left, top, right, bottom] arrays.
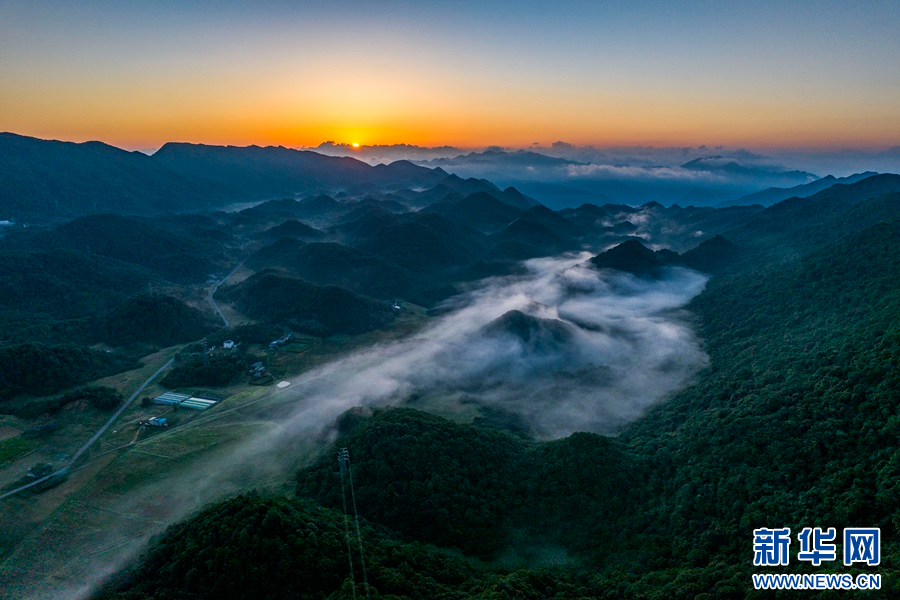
[[6, 252, 711, 599], [257, 252, 710, 441]]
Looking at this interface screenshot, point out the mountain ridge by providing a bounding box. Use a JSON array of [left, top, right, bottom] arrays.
[[0, 133, 448, 220]]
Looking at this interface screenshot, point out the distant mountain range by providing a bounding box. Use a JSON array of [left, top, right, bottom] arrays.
[[679, 155, 817, 181], [0, 133, 446, 220], [414, 149, 826, 209], [425, 149, 578, 169], [724, 171, 878, 207], [3, 133, 894, 222], [153, 142, 446, 200]]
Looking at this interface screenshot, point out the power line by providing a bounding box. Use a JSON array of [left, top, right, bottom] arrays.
[[345, 449, 370, 599], [338, 448, 358, 600], [338, 448, 370, 600]]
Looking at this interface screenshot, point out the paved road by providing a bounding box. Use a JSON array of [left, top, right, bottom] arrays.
[[0, 357, 174, 501], [209, 262, 243, 327]]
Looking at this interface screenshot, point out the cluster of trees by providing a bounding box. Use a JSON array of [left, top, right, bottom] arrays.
[[89, 293, 217, 348], [160, 346, 255, 388], [245, 239, 456, 307], [0, 344, 136, 402], [215, 271, 396, 337], [298, 409, 638, 562], [3, 214, 226, 283], [12, 385, 123, 418], [96, 492, 626, 600], [8, 385, 123, 418], [96, 493, 494, 600], [298, 409, 528, 558]]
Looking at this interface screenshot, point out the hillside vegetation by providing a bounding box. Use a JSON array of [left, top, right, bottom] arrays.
[[97, 175, 900, 597], [0, 344, 137, 402], [2, 214, 226, 283], [215, 271, 396, 336], [89, 293, 217, 348]]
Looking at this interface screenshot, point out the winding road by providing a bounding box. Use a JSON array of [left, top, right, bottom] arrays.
[[3, 261, 243, 501], [0, 357, 174, 501], [209, 262, 243, 327]]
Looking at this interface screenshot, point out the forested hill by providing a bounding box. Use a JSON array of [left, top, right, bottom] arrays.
[[723, 173, 900, 261], [1, 213, 228, 282], [0, 133, 227, 218], [98, 177, 900, 597], [725, 171, 878, 207], [609, 211, 900, 592], [215, 270, 397, 337]]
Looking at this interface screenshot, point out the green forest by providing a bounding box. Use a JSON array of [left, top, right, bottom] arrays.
[[215, 270, 397, 337], [0, 344, 137, 403], [96, 177, 900, 598]]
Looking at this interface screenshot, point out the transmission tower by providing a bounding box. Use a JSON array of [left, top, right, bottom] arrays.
[[338, 449, 357, 599], [338, 448, 370, 600]]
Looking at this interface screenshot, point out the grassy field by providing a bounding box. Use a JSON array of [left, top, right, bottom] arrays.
[[0, 438, 34, 465], [283, 340, 314, 353], [0, 383, 311, 599], [404, 391, 485, 424]]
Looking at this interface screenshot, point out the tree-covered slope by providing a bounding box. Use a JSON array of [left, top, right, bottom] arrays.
[[95, 494, 489, 600], [0, 133, 227, 218], [2, 214, 227, 283], [245, 240, 456, 307], [298, 409, 528, 558], [0, 249, 156, 344], [724, 174, 900, 260], [421, 191, 524, 232], [215, 271, 396, 336], [90, 293, 217, 348], [298, 408, 637, 561], [589, 239, 682, 274], [355, 213, 487, 273], [257, 219, 325, 241], [0, 343, 137, 402], [613, 217, 900, 592]]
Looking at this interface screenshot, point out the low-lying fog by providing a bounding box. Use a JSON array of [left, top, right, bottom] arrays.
[[16, 253, 711, 599], [266, 252, 709, 440]]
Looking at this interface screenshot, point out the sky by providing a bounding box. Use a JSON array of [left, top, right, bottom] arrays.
[[2, 0, 899, 151]]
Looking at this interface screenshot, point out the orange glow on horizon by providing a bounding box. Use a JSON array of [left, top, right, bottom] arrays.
[[5, 57, 899, 154], [2, 3, 899, 156], [6, 119, 899, 154], [3, 94, 898, 153]]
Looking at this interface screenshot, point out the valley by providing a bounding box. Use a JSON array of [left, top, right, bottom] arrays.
[[0, 137, 898, 598]]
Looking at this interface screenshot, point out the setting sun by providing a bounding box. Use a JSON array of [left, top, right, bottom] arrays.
[[351, 142, 360, 148]]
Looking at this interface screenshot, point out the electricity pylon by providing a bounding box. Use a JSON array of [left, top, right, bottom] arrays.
[[338, 448, 370, 599]]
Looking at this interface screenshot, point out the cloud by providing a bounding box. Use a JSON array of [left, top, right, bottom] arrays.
[[564, 163, 726, 183], [33, 253, 710, 599], [254, 253, 709, 439]]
